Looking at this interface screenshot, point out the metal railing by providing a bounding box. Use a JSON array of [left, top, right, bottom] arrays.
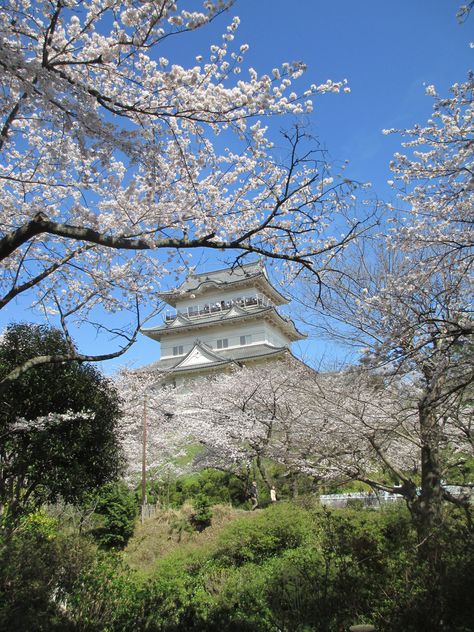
[[165, 294, 273, 322]]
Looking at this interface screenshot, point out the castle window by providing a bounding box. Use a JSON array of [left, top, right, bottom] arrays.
[[173, 345, 184, 356], [216, 338, 228, 349], [240, 335, 252, 346]]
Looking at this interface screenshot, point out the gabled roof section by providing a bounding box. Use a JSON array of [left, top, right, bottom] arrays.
[[167, 313, 191, 327], [158, 260, 288, 307], [219, 344, 290, 363], [141, 343, 293, 377], [225, 304, 247, 318], [174, 341, 228, 369]]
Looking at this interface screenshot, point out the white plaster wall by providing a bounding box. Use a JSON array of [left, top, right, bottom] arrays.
[[161, 321, 270, 358], [263, 322, 289, 348]]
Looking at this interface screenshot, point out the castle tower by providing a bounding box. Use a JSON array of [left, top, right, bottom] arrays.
[[141, 261, 305, 384]]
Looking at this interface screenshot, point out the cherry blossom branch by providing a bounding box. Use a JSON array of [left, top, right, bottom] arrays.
[[0, 209, 334, 272], [0, 244, 94, 310]]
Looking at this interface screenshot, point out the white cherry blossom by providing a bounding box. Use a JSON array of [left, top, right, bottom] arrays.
[[0, 0, 364, 386]]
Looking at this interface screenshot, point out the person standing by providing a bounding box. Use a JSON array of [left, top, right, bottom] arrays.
[[270, 485, 277, 503]]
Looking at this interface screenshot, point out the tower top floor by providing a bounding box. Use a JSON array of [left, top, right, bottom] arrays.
[[157, 260, 288, 309]]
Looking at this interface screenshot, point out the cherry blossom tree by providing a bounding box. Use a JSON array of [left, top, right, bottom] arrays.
[[179, 361, 413, 483], [383, 74, 473, 269], [116, 75, 473, 537], [179, 332, 472, 536], [296, 239, 472, 518], [0, 0, 367, 390], [180, 363, 306, 486], [116, 367, 191, 484], [288, 75, 474, 531]]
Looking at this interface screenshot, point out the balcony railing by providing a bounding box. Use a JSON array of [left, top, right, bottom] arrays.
[[165, 294, 273, 322]]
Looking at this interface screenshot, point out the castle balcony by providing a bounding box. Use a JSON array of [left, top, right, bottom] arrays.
[[164, 293, 274, 322]]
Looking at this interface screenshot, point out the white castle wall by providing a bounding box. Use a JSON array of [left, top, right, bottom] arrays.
[[160, 320, 287, 358]]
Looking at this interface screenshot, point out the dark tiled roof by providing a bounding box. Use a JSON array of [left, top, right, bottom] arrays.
[[219, 344, 288, 362], [179, 261, 263, 292]]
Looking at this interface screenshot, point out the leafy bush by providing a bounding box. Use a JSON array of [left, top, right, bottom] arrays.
[[213, 503, 313, 566], [147, 469, 247, 508], [66, 552, 156, 632], [40, 502, 474, 632], [191, 495, 213, 531], [0, 525, 95, 632], [90, 482, 138, 549], [19, 508, 59, 540], [376, 508, 474, 632]]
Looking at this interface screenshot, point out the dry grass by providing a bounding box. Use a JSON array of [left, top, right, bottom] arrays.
[[123, 503, 252, 574]]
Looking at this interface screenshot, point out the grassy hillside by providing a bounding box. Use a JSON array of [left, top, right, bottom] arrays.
[[124, 503, 253, 573]]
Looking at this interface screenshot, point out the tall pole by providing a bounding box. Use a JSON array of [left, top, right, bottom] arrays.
[[141, 396, 147, 507]]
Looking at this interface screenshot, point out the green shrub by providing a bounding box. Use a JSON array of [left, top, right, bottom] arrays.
[[376, 508, 474, 632], [191, 494, 213, 531], [0, 527, 95, 632], [19, 508, 59, 540], [91, 482, 138, 549], [38, 501, 474, 632], [147, 469, 246, 508], [213, 502, 313, 566], [65, 552, 149, 631]]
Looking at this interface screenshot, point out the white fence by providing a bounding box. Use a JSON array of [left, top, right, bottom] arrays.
[[319, 491, 402, 509], [319, 486, 473, 509], [141, 502, 159, 522]]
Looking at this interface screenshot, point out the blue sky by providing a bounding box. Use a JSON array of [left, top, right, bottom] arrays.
[[2, 0, 472, 372], [235, 0, 471, 185]]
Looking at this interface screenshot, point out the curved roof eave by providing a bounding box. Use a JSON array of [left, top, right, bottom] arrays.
[[141, 306, 306, 342]]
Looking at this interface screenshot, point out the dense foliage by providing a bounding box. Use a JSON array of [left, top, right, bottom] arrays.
[[4, 502, 471, 632], [0, 510, 96, 632], [90, 482, 138, 550], [0, 323, 124, 532], [146, 469, 247, 507]]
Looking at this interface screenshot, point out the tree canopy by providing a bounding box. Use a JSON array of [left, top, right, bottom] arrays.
[[0, 323, 124, 531]]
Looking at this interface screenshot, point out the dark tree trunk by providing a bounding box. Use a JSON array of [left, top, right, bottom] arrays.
[[256, 454, 271, 490], [405, 401, 446, 631]]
